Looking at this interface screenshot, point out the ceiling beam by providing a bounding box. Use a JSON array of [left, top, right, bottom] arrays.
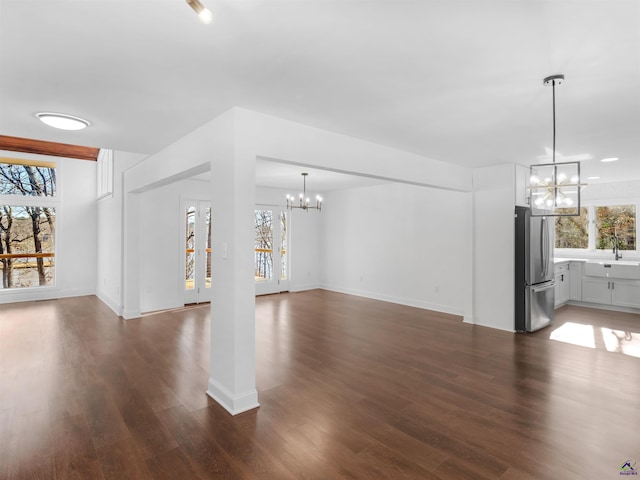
[[0, 135, 100, 161]]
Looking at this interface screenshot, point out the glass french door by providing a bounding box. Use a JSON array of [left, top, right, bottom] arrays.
[[255, 207, 289, 295], [184, 200, 212, 304]]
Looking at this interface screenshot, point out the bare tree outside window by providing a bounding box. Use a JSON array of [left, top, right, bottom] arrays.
[[0, 160, 57, 289], [185, 206, 196, 289], [596, 205, 636, 251], [280, 211, 287, 280], [555, 207, 588, 248], [0, 163, 56, 196], [254, 210, 273, 281], [0, 206, 55, 288]]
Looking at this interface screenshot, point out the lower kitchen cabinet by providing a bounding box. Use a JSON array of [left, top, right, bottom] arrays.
[[554, 264, 570, 307], [612, 279, 640, 308], [582, 277, 613, 304], [582, 276, 640, 308], [569, 261, 583, 301]]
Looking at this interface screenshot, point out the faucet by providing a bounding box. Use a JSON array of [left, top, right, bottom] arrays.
[[612, 235, 622, 261]]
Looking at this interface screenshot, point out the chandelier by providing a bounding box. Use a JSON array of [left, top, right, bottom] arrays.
[[529, 74, 584, 217], [286, 173, 322, 212]]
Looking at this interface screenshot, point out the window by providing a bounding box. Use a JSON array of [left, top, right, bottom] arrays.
[[0, 157, 57, 289], [254, 209, 273, 282], [555, 203, 637, 253], [595, 205, 635, 251], [0, 158, 56, 196], [555, 207, 588, 248], [97, 149, 113, 199]]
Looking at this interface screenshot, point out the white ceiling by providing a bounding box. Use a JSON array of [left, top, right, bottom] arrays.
[[1, 0, 639, 188]]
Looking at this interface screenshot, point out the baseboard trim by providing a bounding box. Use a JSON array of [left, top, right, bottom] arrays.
[[206, 378, 259, 416], [122, 308, 142, 320], [319, 285, 464, 317], [96, 292, 123, 316], [0, 287, 95, 304], [566, 300, 640, 314], [289, 283, 321, 293]]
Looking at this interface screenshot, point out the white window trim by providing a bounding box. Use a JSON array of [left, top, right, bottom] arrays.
[[555, 198, 639, 259], [97, 149, 114, 200]]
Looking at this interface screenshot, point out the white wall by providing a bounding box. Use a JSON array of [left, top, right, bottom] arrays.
[[96, 150, 147, 314], [514, 163, 529, 207], [0, 151, 98, 303], [581, 179, 640, 202], [472, 164, 516, 331], [321, 182, 467, 315], [289, 209, 322, 291], [58, 158, 98, 296], [139, 178, 210, 313]]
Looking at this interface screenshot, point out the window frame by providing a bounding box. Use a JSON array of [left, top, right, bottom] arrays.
[[0, 157, 60, 291], [555, 198, 639, 257], [97, 149, 113, 200]]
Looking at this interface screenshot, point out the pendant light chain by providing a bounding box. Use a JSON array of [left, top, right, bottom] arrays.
[[530, 73, 581, 217], [552, 79, 556, 164]]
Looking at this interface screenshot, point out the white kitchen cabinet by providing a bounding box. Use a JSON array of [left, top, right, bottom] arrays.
[[582, 276, 640, 308], [611, 279, 640, 308], [554, 263, 570, 307], [582, 277, 612, 304], [569, 261, 583, 301]]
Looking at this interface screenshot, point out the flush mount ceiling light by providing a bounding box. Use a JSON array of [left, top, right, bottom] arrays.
[[529, 74, 585, 217], [286, 173, 323, 212], [36, 112, 90, 131], [186, 0, 213, 24]]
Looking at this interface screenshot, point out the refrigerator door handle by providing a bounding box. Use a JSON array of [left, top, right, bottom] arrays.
[[540, 217, 547, 278], [532, 282, 555, 293]]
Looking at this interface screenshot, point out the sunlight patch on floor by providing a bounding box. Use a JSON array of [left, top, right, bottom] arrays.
[[601, 328, 640, 358], [549, 322, 595, 348], [549, 322, 640, 358]]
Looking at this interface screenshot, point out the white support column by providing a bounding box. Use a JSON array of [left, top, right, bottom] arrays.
[[206, 145, 259, 415], [463, 191, 474, 324], [122, 190, 141, 319]]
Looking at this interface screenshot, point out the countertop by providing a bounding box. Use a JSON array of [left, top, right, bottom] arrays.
[[553, 258, 586, 264]]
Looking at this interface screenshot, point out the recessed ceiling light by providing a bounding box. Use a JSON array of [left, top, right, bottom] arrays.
[[587, 176, 601, 180], [36, 112, 90, 130], [600, 157, 619, 163]]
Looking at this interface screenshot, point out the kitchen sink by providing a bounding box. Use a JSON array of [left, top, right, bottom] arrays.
[[584, 260, 640, 279]]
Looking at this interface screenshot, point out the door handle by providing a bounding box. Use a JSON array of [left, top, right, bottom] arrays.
[[532, 283, 555, 293], [540, 217, 549, 278]]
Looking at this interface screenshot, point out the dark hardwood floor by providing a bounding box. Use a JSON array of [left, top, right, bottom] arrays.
[[1, 291, 639, 479]]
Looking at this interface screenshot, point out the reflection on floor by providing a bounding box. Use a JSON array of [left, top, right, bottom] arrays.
[[535, 304, 640, 358]]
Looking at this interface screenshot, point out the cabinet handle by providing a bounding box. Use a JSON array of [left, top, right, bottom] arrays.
[[612, 282, 615, 290], [560, 274, 564, 282], [608, 281, 611, 289]]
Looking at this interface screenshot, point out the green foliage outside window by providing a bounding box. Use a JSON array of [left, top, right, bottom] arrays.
[[555, 207, 588, 248], [596, 205, 636, 250]]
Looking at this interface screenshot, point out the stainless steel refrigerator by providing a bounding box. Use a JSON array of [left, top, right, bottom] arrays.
[[515, 206, 555, 332]]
